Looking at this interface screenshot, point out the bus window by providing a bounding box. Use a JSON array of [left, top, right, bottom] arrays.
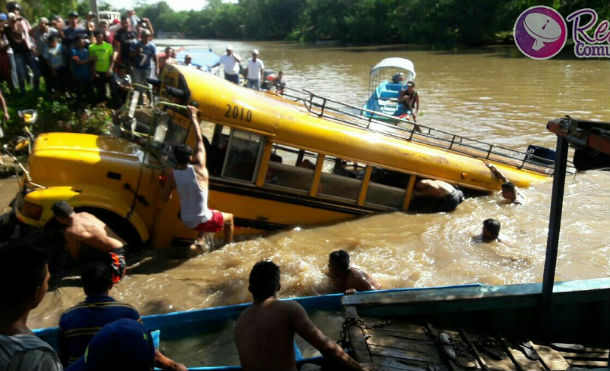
[[200, 122, 228, 177], [221, 129, 264, 182], [365, 168, 410, 208], [317, 157, 362, 202], [264, 144, 316, 193]]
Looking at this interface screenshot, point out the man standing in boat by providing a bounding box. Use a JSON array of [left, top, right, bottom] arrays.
[[245, 49, 264, 90], [210, 44, 241, 84], [398, 81, 419, 121], [161, 105, 234, 246], [235, 260, 373, 371]]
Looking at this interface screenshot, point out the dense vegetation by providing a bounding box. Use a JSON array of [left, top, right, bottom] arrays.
[[131, 0, 610, 46], [9, 0, 610, 45]]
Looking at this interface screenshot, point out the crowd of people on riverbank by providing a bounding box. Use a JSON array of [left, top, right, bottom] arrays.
[[0, 1, 286, 119], [0, 2, 162, 108]]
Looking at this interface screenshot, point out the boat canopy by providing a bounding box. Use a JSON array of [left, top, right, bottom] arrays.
[[370, 57, 416, 80]]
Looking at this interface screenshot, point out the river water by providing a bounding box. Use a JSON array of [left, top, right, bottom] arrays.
[[4, 41, 609, 333]]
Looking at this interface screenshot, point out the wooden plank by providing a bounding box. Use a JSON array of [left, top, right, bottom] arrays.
[[371, 355, 430, 371], [368, 344, 441, 363], [531, 343, 570, 370], [499, 339, 544, 371], [369, 328, 435, 343], [344, 305, 373, 364], [461, 332, 518, 371], [367, 334, 437, 354], [568, 359, 609, 367], [458, 328, 489, 371], [561, 350, 609, 359]]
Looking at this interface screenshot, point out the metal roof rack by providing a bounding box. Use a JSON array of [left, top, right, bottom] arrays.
[[281, 87, 569, 175]]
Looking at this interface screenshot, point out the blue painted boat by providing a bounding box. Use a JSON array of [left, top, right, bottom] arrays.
[[34, 284, 481, 370], [362, 57, 416, 121], [175, 49, 220, 71]]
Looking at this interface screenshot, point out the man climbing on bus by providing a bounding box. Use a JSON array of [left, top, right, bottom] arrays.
[[161, 105, 234, 247]]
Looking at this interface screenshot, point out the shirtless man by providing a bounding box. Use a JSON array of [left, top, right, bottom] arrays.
[[410, 178, 464, 212], [473, 218, 501, 243], [51, 201, 126, 283], [328, 250, 381, 293], [161, 105, 234, 246], [235, 260, 371, 371], [485, 163, 523, 205], [398, 81, 419, 120]]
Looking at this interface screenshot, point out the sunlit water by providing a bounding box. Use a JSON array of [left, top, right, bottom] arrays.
[[2, 42, 608, 339]]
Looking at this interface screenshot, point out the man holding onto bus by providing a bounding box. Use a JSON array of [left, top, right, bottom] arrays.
[[161, 105, 234, 246]]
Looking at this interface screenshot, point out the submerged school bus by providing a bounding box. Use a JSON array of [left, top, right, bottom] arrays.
[[11, 65, 551, 249]]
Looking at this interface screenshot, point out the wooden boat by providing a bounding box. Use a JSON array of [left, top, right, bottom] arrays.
[[362, 57, 416, 121], [33, 284, 481, 370]]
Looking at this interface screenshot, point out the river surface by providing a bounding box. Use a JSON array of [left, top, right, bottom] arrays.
[[3, 41, 609, 339]]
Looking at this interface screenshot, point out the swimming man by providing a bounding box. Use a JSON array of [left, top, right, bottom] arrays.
[[328, 250, 381, 293]]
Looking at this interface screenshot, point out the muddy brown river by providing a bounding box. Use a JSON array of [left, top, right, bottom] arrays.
[[1, 42, 608, 336]]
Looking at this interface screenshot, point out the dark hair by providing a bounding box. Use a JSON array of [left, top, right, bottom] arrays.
[[329, 250, 350, 273], [248, 260, 280, 302], [173, 144, 192, 165], [0, 241, 49, 318], [52, 201, 74, 218], [501, 182, 516, 192], [407, 81, 415, 88], [47, 35, 58, 44], [483, 218, 501, 239], [82, 261, 113, 296], [117, 64, 127, 70], [94, 29, 104, 37]]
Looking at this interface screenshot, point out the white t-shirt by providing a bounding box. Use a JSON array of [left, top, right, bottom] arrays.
[[218, 53, 240, 75], [246, 58, 264, 80]]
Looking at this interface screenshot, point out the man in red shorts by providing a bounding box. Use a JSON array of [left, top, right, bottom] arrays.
[[161, 105, 234, 246]]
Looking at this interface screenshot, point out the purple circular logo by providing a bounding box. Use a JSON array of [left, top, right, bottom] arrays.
[[514, 6, 567, 59]]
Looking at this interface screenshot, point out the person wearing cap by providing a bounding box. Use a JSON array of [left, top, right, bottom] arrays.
[[59, 264, 186, 371], [235, 260, 372, 371], [63, 12, 89, 52], [30, 17, 59, 93], [89, 29, 116, 103], [245, 49, 264, 90], [65, 319, 152, 371], [210, 44, 241, 84], [3, 9, 40, 96], [130, 28, 156, 82], [0, 240, 63, 371]]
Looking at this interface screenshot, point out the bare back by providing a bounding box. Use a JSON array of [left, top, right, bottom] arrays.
[[235, 299, 298, 371], [64, 212, 125, 258]]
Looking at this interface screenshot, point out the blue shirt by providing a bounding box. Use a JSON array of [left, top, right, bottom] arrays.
[[44, 44, 64, 69], [130, 41, 156, 70], [70, 48, 90, 80], [58, 295, 140, 366]]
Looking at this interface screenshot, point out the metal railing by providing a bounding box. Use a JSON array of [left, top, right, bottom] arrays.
[[281, 87, 565, 174]]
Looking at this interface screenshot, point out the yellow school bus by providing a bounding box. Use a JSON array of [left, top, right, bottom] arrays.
[[12, 65, 550, 249]]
